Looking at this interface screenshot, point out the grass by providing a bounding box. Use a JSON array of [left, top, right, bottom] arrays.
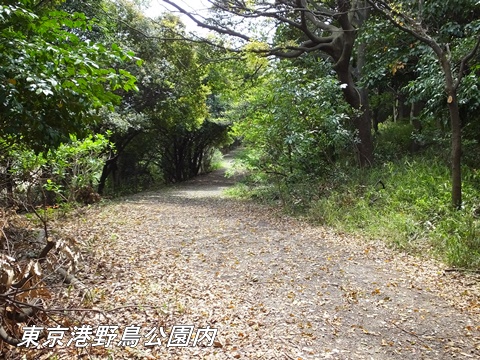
[[228, 150, 480, 269], [205, 149, 226, 172]]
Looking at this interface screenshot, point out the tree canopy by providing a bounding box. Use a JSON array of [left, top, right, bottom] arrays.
[[1, 0, 480, 352], [0, 0, 138, 151]]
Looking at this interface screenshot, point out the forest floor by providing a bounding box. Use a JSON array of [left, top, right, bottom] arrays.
[[8, 152, 480, 359]]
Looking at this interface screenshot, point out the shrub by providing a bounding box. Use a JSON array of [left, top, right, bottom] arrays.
[[5, 134, 109, 206], [231, 151, 480, 269]]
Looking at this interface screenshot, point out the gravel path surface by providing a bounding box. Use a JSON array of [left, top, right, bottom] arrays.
[[51, 154, 480, 359]]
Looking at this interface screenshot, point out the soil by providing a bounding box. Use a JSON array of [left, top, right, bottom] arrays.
[[7, 152, 480, 359]]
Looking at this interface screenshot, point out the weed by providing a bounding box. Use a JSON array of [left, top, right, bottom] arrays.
[[229, 150, 480, 269]]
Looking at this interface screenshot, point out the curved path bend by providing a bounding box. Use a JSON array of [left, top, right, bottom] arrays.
[[64, 154, 480, 359]]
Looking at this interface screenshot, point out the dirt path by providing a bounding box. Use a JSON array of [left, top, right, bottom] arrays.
[[53, 156, 480, 359]]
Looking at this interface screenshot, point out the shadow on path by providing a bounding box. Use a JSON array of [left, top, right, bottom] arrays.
[[167, 148, 245, 199]]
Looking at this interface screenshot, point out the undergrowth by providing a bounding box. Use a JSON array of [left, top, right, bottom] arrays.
[[227, 148, 480, 269]]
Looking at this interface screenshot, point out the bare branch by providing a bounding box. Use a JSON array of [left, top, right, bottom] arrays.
[[455, 35, 480, 90], [368, 0, 441, 55], [162, 0, 251, 41]]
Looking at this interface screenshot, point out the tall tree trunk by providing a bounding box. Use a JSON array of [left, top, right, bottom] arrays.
[[336, 67, 374, 167], [357, 88, 374, 166], [440, 54, 462, 209], [448, 92, 462, 209], [334, 1, 374, 167]]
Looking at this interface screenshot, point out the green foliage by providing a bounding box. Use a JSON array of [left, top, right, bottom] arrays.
[[305, 157, 480, 269], [92, 3, 234, 191], [0, 1, 138, 151], [374, 121, 415, 162], [7, 134, 110, 204], [403, 51, 446, 120], [232, 58, 356, 187], [421, 0, 480, 38], [48, 134, 110, 200], [363, 0, 480, 141], [359, 16, 415, 89]]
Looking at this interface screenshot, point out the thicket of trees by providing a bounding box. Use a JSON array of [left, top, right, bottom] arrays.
[[0, 0, 479, 348], [165, 0, 480, 207], [0, 0, 235, 346], [159, 0, 479, 266], [1, 0, 236, 207]]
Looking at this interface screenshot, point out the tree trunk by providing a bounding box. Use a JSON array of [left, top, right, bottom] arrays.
[[439, 53, 462, 209], [97, 157, 117, 195], [333, 10, 374, 167], [358, 88, 374, 166], [336, 68, 374, 167], [448, 92, 462, 209]]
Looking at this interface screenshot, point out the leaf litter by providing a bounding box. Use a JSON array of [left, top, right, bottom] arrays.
[[6, 162, 480, 359]]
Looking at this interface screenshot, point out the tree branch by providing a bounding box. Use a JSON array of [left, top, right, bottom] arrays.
[[158, 0, 340, 59], [455, 35, 480, 90], [162, 0, 251, 41], [368, 0, 441, 56]]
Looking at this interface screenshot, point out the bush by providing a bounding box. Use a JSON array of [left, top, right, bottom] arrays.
[[5, 134, 109, 206], [231, 151, 480, 269], [308, 157, 480, 268], [232, 59, 356, 193], [374, 121, 415, 161]]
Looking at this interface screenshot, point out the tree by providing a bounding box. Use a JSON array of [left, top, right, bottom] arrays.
[[0, 0, 141, 345], [357, 14, 421, 129], [161, 0, 375, 166], [0, 0, 138, 152], [0, 0, 139, 206], [232, 56, 355, 184], [368, 0, 480, 208], [93, 1, 232, 191]]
